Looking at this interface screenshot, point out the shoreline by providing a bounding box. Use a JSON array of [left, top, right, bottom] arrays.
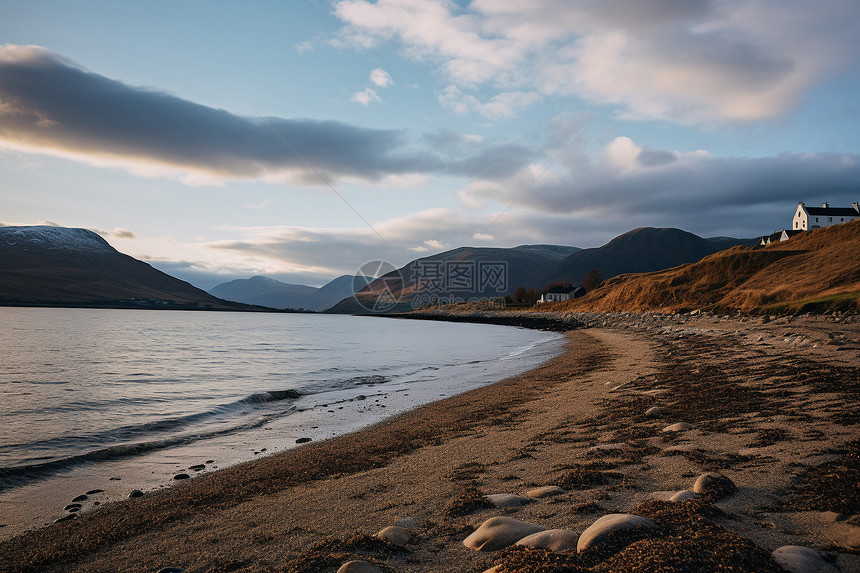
[[0, 316, 565, 543], [2, 313, 859, 572]]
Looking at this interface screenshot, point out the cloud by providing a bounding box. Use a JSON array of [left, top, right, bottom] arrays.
[[334, 0, 860, 124], [438, 85, 541, 119], [369, 68, 394, 88], [462, 135, 860, 236], [351, 87, 381, 105], [112, 227, 135, 239], [0, 45, 534, 184], [246, 198, 271, 210]]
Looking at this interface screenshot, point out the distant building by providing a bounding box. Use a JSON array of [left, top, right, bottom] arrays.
[[793, 201, 860, 231], [538, 285, 585, 303], [760, 229, 804, 246]]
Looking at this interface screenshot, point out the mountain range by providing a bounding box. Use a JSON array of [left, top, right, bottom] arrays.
[[331, 228, 755, 313], [0, 226, 254, 310], [0, 225, 757, 312], [208, 274, 360, 312]]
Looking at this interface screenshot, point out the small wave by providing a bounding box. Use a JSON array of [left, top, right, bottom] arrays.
[[0, 415, 272, 490], [241, 389, 302, 404], [348, 375, 390, 386]]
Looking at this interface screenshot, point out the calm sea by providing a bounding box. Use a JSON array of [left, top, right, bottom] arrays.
[[0, 308, 563, 493]]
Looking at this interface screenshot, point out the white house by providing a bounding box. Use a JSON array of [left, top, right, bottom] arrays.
[[538, 285, 585, 303], [793, 201, 860, 231]]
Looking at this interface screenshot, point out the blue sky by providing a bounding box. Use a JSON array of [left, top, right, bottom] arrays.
[[1, 0, 859, 288]]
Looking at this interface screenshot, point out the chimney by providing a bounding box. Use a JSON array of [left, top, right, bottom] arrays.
[[822, 202, 829, 208], [853, 201, 859, 213]]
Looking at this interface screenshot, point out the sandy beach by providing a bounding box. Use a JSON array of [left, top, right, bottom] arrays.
[[1, 313, 858, 572]]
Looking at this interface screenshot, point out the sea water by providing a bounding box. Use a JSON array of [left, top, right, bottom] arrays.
[[0, 308, 564, 536]]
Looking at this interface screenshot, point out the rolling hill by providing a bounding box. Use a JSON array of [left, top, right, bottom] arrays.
[[0, 226, 254, 310], [554, 220, 860, 314]]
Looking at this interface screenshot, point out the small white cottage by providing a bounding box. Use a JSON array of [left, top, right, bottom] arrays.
[[538, 285, 586, 303], [793, 201, 860, 231]]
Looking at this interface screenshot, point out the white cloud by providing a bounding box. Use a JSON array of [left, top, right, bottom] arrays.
[[351, 87, 381, 105], [246, 198, 271, 210], [438, 85, 540, 119], [369, 68, 394, 88], [335, 0, 860, 124], [112, 227, 135, 239], [472, 232, 494, 241]]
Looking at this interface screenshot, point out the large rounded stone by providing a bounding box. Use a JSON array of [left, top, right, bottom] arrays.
[[669, 490, 697, 502], [525, 486, 565, 499], [577, 513, 656, 553], [337, 561, 382, 573], [463, 516, 545, 552], [692, 472, 736, 499], [772, 546, 838, 573], [377, 525, 410, 546], [485, 493, 529, 508], [395, 516, 416, 528], [516, 529, 580, 552]]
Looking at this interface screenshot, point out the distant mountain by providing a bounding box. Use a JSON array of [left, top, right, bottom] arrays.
[[0, 226, 252, 310], [538, 227, 720, 287], [208, 274, 362, 311], [705, 236, 760, 250], [328, 244, 581, 314]]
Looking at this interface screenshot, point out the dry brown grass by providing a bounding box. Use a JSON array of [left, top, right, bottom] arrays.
[[551, 220, 860, 314]]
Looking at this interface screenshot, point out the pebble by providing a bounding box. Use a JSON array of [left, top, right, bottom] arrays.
[[336, 560, 382, 573], [589, 443, 625, 452], [668, 490, 698, 502], [173, 473, 190, 480], [64, 503, 82, 511], [662, 422, 695, 432], [54, 514, 77, 523], [644, 406, 665, 418], [772, 545, 839, 573], [85, 489, 103, 495], [692, 472, 736, 499], [377, 525, 410, 546], [109, 477, 121, 481], [189, 464, 206, 471], [71, 494, 88, 502], [156, 568, 185, 573], [395, 516, 416, 528], [577, 513, 656, 553], [128, 490, 143, 498], [516, 529, 580, 552], [525, 485, 566, 499], [463, 516, 545, 551], [485, 493, 530, 508], [296, 437, 312, 444]]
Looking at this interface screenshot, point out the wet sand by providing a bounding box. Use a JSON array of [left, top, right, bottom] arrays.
[[1, 314, 858, 572]]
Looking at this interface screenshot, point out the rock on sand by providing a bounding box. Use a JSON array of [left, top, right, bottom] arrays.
[[516, 529, 580, 552], [337, 560, 382, 573], [669, 490, 697, 501], [577, 514, 656, 553], [525, 486, 566, 499], [485, 493, 530, 508], [772, 546, 839, 573], [645, 406, 665, 418], [377, 526, 410, 546], [464, 516, 545, 551], [662, 422, 695, 432], [692, 472, 736, 499]]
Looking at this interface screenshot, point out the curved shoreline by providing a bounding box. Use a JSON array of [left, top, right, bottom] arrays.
[[2, 313, 859, 572]]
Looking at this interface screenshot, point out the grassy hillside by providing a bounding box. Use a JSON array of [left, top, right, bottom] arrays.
[[550, 221, 860, 314]]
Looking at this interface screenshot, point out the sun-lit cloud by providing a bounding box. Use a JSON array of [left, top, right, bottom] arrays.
[[351, 87, 380, 105], [369, 68, 394, 88], [437, 85, 541, 119], [334, 0, 860, 124]]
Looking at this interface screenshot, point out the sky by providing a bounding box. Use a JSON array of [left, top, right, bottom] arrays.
[[1, 0, 859, 289]]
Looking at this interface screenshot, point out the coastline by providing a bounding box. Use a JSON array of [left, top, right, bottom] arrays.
[[1, 312, 859, 572]]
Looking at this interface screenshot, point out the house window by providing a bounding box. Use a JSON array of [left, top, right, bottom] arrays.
[[841, 218, 844, 222], [829, 217, 833, 222], [794, 222, 798, 229], [815, 217, 819, 222]]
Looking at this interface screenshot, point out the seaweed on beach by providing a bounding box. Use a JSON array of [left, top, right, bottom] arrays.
[[282, 534, 404, 573], [555, 464, 622, 490], [488, 545, 590, 573], [788, 440, 860, 514], [443, 485, 494, 516]]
